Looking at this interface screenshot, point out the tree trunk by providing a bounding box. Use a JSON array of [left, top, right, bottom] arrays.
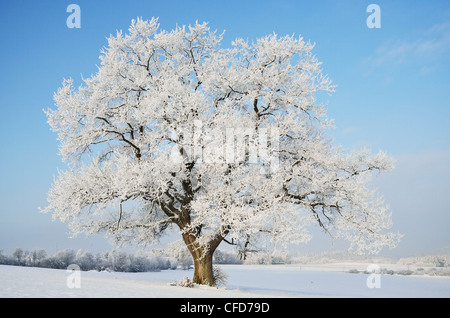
[[182, 232, 217, 286], [192, 250, 214, 286]]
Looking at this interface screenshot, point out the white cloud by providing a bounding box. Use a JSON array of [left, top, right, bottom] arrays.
[[364, 22, 450, 71]]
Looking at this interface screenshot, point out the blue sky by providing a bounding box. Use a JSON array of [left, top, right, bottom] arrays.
[[0, 0, 449, 257]]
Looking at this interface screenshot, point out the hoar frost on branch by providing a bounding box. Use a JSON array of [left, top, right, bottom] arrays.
[[42, 17, 401, 286]]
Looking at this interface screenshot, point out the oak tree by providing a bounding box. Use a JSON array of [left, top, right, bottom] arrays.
[[42, 18, 400, 286]]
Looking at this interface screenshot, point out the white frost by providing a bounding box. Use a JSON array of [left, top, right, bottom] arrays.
[[42, 17, 401, 260]]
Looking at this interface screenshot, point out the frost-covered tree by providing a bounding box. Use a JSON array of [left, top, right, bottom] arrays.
[[75, 249, 96, 271], [31, 249, 47, 267], [12, 248, 24, 266], [0, 250, 5, 265], [108, 251, 130, 272], [42, 18, 400, 286], [54, 249, 76, 269]]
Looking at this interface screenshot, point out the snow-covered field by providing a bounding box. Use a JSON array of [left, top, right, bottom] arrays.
[[1, 264, 449, 298]]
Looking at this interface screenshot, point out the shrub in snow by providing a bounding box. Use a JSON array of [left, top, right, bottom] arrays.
[[212, 266, 228, 286], [170, 277, 195, 288]]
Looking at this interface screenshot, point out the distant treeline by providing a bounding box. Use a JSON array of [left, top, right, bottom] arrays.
[[0, 247, 243, 272], [0, 248, 176, 272]]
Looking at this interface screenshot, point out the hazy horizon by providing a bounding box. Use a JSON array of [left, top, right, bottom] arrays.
[[1, 0, 449, 258]]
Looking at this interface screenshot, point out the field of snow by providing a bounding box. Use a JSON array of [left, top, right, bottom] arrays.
[[1, 264, 449, 298]]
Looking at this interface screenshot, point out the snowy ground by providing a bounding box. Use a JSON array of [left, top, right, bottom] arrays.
[[1, 264, 449, 298]]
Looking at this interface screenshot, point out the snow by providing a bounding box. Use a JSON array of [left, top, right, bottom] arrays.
[[1, 264, 449, 298]]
